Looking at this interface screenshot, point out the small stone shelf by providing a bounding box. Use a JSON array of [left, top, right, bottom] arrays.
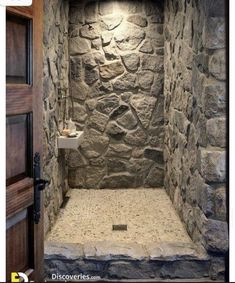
[[57, 131, 84, 149]]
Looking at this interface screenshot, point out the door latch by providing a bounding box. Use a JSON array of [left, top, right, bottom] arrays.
[[34, 152, 49, 224]]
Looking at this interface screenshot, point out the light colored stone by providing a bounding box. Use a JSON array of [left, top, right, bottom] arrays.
[[200, 149, 226, 182], [117, 111, 138, 130], [106, 121, 126, 140], [88, 110, 109, 132], [209, 49, 226, 80], [100, 173, 135, 188], [138, 71, 154, 90], [103, 42, 120, 60], [86, 166, 106, 188], [101, 31, 113, 45], [113, 73, 136, 91], [142, 54, 163, 72], [70, 79, 89, 101], [80, 134, 109, 159], [99, 61, 124, 79], [99, 1, 114, 15], [80, 24, 100, 39], [207, 118, 226, 147], [124, 127, 147, 146], [69, 37, 90, 55], [127, 15, 147, 27], [130, 94, 156, 128], [114, 24, 145, 51], [67, 150, 87, 168], [101, 15, 123, 30], [96, 94, 120, 115], [69, 103, 87, 123], [121, 53, 140, 71], [139, 39, 153, 53]]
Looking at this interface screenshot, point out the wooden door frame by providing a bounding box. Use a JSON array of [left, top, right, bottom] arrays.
[[6, 1, 44, 281]]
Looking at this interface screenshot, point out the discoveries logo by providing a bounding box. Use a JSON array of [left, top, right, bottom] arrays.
[[11, 272, 34, 282], [0, 0, 32, 6]]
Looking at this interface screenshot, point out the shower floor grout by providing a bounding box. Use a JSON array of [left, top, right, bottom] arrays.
[[46, 188, 192, 245]]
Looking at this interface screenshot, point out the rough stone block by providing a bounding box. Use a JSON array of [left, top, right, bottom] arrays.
[[207, 117, 226, 148], [116, 110, 138, 130], [99, 61, 124, 79], [144, 148, 163, 164], [96, 95, 120, 115], [124, 127, 147, 146], [87, 110, 109, 132], [203, 17, 225, 49], [113, 73, 137, 91], [100, 173, 135, 188], [145, 165, 164, 187], [101, 15, 123, 30], [121, 53, 140, 71], [142, 54, 163, 72], [130, 95, 156, 128], [200, 149, 226, 182], [114, 24, 145, 50], [127, 15, 147, 27], [84, 1, 97, 24], [106, 143, 132, 158], [70, 37, 91, 55], [106, 121, 126, 140], [80, 134, 109, 159], [209, 49, 226, 81], [138, 71, 154, 90]]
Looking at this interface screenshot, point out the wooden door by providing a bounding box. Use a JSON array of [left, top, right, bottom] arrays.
[[6, 1, 44, 281]]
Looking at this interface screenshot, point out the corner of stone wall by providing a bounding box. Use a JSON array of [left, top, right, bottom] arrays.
[[164, 0, 227, 280], [43, 0, 70, 235]]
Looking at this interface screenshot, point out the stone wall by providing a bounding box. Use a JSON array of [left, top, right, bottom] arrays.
[[67, 0, 165, 189], [43, 0, 69, 235], [164, 0, 228, 279]]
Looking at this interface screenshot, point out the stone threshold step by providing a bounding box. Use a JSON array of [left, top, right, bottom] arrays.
[[45, 241, 210, 281]]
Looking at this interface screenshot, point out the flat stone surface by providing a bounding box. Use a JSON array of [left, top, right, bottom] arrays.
[[47, 189, 192, 245]]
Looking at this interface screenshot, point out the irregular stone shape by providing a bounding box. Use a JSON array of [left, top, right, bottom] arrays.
[[45, 242, 84, 260], [128, 159, 153, 186], [91, 38, 102, 50], [117, 0, 142, 14], [107, 158, 128, 174], [67, 150, 87, 168], [114, 24, 145, 51], [69, 103, 87, 123], [106, 144, 132, 158], [95, 241, 147, 260], [117, 111, 138, 130], [145, 0, 164, 17], [86, 166, 106, 188], [139, 39, 153, 53], [121, 53, 140, 71], [93, 51, 105, 65], [101, 31, 113, 45], [203, 219, 228, 253], [101, 15, 123, 30], [69, 37, 90, 55], [124, 127, 147, 146], [203, 17, 225, 49], [85, 98, 97, 111], [204, 81, 226, 118], [148, 25, 164, 47], [99, 1, 114, 15], [80, 134, 109, 159], [214, 187, 227, 221], [88, 110, 109, 132], [99, 61, 124, 79], [145, 165, 164, 187], [151, 75, 164, 97], [130, 95, 156, 128], [144, 148, 163, 164], [70, 56, 82, 80], [80, 24, 99, 40], [127, 15, 147, 27], [142, 54, 163, 72], [207, 118, 226, 148], [200, 149, 226, 182], [82, 53, 97, 68], [138, 71, 154, 90], [209, 49, 226, 80], [100, 173, 135, 188], [146, 242, 207, 261], [68, 168, 86, 188], [96, 95, 120, 115], [103, 43, 120, 60], [110, 104, 129, 119], [113, 73, 137, 91], [149, 14, 164, 24], [84, 1, 97, 23], [106, 121, 126, 140], [84, 67, 99, 85], [70, 79, 89, 101]]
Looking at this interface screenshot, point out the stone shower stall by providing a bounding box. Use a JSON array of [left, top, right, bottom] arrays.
[[43, 0, 228, 281]]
